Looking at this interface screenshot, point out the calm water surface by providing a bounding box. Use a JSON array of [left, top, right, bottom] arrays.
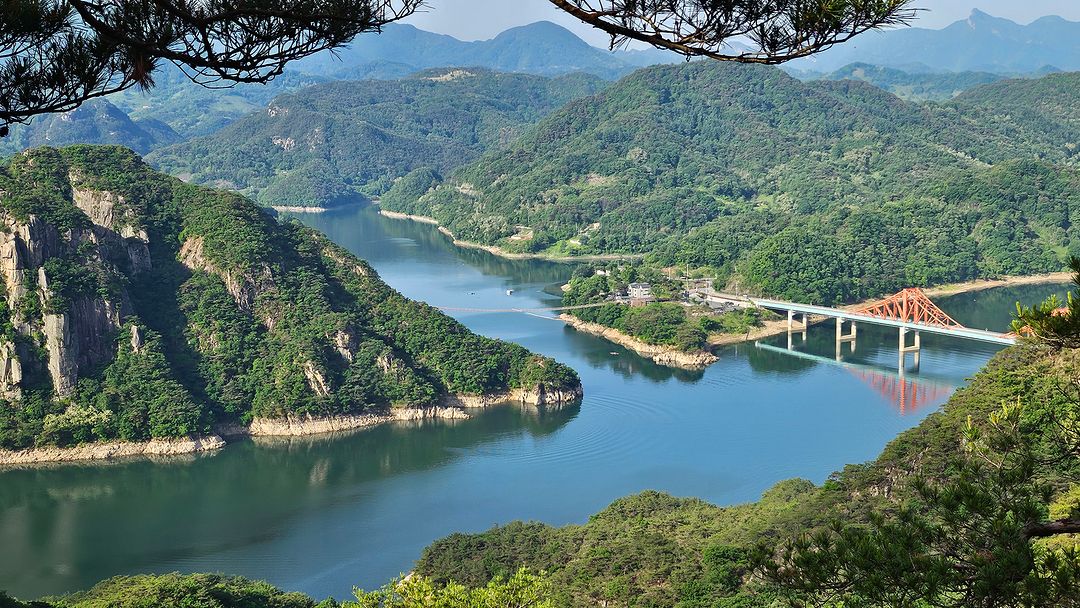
[[0, 206, 1069, 600]]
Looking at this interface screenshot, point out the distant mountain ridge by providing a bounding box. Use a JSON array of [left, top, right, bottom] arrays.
[[290, 21, 679, 80], [0, 99, 180, 156], [148, 68, 608, 208], [791, 9, 1080, 73], [794, 63, 1035, 102]]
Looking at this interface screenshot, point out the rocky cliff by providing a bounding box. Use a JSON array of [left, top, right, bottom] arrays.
[[0, 145, 582, 461]]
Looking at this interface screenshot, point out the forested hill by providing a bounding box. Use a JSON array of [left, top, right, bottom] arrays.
[[149, 69, 606, 209], [0, 99, 181, 156], [382, 63, 1080, 304], [0, 146, 579, 452]]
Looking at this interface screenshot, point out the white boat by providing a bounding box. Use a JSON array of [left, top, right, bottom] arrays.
[[506, 289, 514, 296]]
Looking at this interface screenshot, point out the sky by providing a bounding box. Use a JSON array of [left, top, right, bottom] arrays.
[[402, 0, 1080, 45]]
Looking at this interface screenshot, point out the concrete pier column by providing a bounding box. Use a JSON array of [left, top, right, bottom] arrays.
[[913, 331, 921, 369], [899, 327, 922, 370], [899, 327, 907, 369], [836, 318, 857, 359], [801, 313, 809, 341], [788, 310, 794, 331]]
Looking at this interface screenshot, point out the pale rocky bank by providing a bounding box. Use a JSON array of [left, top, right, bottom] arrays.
[[560, 314, 719, 369], [1, 388, 584, 466]]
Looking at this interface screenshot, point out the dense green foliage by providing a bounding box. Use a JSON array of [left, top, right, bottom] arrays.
[[0, 570, 553, 608], [0, 146, 579, 450], [415, 341, 1080, 606], [149, 70, 606, 208], [384, 63, 1080, 304]]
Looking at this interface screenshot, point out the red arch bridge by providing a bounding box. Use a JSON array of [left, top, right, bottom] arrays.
[[749, 288, 1016, 366]]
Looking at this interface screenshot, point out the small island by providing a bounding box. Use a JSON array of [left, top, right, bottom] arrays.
[[560, 263, 776, 368]]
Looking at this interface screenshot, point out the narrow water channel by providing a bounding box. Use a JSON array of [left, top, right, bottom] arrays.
[[0, 205, 1067, 600]]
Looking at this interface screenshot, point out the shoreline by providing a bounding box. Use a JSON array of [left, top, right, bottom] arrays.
[[271, 205, 330, 213], [377, 209, 642, 263], [0, 387, 583, 467], [562, 272, 1072, 366], [559, 314, 719, 369], [919, 272, 1072, 298]]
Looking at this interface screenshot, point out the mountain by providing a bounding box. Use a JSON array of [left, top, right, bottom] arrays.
[[0, 99, 180, 156], [789, 10, 1080, 73], [0, 146, 580, 455], [381, 62, 1080, 304], [0, 22, 670, 155], [289, 21, 678, 80], [809, 63, 1010, 101], [148, 69, 608, 209], [108, 65, 333, 138]]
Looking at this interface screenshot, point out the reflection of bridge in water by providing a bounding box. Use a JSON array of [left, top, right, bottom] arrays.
[[749, 288, 1015, 369], [754, 343, 956, 415]]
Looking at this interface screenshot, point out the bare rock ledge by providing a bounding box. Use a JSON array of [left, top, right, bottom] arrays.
[[560, 314, 719, 369], [0, 435, 227, 466]]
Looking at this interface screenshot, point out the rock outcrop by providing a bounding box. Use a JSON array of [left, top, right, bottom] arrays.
[[560, 314, 720, 369], [0, 205, 128, 397], [0, 435, 227, 466], [245, 407, 470, 437]]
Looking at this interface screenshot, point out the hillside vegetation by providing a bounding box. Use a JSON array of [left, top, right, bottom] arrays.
[[415, 341, 1080, 606], [149, 69, 607, 209], [383, 63, 1080, 304], [0, 570, 552, 608], [0, 146, 579, 451]]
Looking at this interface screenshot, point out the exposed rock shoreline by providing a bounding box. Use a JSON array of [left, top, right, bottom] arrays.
[[559, 314, 719, 369], [0, 387, 583, 466]]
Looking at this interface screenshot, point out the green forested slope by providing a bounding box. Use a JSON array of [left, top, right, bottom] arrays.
[[383, 63, 1080, 303], [414, 342, 1080, 606], [149, 69, 606, 208], [0, 146, 579, 451]]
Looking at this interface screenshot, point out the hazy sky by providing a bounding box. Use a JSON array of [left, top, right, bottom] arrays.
[[402, 1, 1080, 45]]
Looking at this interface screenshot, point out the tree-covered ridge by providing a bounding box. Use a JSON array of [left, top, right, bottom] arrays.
[[0, 99, 181, 157], [0, 146, 579, 451], [796, 62, 1034, 102], [383, 63, 1080, 304], [148, 69, 607, 209], [1, 570, 553, 608], [415, 341, 1080, 606]]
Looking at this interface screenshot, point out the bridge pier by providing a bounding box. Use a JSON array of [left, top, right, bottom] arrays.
[[835, 318, 857, 360], [787, 310, 808, 349], [899, 327, 921, 371]]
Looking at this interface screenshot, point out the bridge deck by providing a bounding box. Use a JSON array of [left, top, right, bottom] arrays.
[[750, 298, 1016, 345]]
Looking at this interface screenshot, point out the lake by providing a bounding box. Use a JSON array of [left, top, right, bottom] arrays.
[[0, 205, 1068, 600]]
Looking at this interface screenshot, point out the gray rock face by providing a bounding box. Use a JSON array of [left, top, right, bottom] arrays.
[[72, 186, 153, 274], [40, 288, 123, 397], [0, 340, 23, 400], [0, 186, 137, 398]]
